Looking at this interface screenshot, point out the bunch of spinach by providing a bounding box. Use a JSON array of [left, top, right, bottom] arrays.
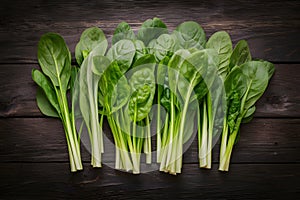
[[197, 31, 232, 169], [196, 31, 274, 171], [153, 21, 212, 174], [32, 33, 82, 172], [97, 18, 167, 173], [219, 59, 274, 171], [33, 17, 274, 174], [99, 49, 156, 173], [75, 27, 108, 168]]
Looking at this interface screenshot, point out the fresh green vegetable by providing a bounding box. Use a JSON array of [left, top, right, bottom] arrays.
[[112, 22, 136, 45], [206, 31, 232, 80], [33, 17, 275, 174], [128, 55, 156, 170], [101, 27, 156, 172], [172, 21, 206, 50], [75, 27, 107, 66], [229, 40, 251, 70], [137, 17, 168, 46], [32, 33, 82, 172], [106, 39, 136, 73], [219, 61, 274, 171], [76, 27, 108, 168], [152, 34, 178, 62], [157, 49, 210, 174], [99, 60, 132, 171], [196, 31, 232, 169]]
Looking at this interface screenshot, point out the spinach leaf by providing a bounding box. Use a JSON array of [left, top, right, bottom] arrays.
[[91, 55, 111, 76], [32, 69, 60, 114], [75, 27, 108, 66], [128, 55, 156, 121], [106, 39, 136, 73], [137, 17, 168, 46], [76, 27, 109, 167], [224, 67, 248, 131], [34, 33, 82, 172], [173, 21, 206, 49], [219, 61, 274, 171], [178, 50, 208, 102], [36, 87, 59, 118], [206, 31, 232, 80], [133, 40, 147, 62], [167, 49, 191, 96], [112, 22, 136, 45], [153, 34, 178, 62], [111, 75, 131, 113], [229, 40, 251, 70], [242, 106, 256, 123], [37, 33, 71, 91], [99, 61, 127, 112], [239, 61, 270, 110]]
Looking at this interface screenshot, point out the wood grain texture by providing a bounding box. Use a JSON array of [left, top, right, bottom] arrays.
[[1, 118, 299, 164], [0, 163, 299, 199], [1, 64, 299, 117], [0, 0, 299, 63], [0, 0, 299, 199]]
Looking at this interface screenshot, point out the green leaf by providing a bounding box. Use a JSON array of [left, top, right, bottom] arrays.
[[129, 67, 155, 92], [210, 76, 226, 137], [111, 75, 131, 113], [224, 67, 248, 131], [99, 61, 128, 113], [92, 55, 111, 76], [168, 49, 191, 94], [112, 22, 136, 45], [192, 49, 219, 102], [206, 31, 232, 79], [129, 85, 154, 121], [173, 21, 206, 49], [79, 61, 91, 132], [153, 34, 178, 62], [36, 87, 59, 118], [75, 27, 108, 66], [147, 39, 157, 55], [106, 39, 136, 73], [242, 106, 256, 123], [239, 61, 270, 110], [37, 33, 71, 91], [229, 40, 251, 70], [178, 50, 208, 102], [131, 54, 156, 69], [157, 56, 170, 89], [224, 67, 248, 99], [133, 40, 147, 62], [137, 17, 168, 46], [262, 60, 275, 80], [128, 61, 156, 121], [32, 69, 60, 115]]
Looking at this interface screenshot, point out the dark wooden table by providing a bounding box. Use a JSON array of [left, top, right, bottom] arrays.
[[0, 0, 299, 199]]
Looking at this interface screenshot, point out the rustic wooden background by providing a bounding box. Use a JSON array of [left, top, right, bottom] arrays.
[[0, 0, 299, 199]]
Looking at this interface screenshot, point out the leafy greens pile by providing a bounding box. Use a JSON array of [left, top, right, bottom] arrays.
[[32, 17, 274, 174]]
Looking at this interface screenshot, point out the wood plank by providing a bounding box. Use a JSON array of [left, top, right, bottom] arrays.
[[1, 64, 299, 117], [0, 0, 299, 63], [184, 118, 300, 164], [0, 118, 299, 164], [255, 64, 300, 117], [0, 163, 298, 199]]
